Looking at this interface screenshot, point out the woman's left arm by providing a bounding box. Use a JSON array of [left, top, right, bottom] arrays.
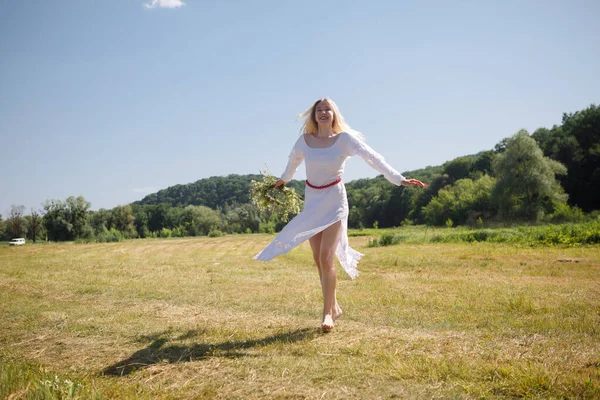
[[347, 134, 427, 187]]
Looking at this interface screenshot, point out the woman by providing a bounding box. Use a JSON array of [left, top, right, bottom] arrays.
[[254, 98, 426, 331]]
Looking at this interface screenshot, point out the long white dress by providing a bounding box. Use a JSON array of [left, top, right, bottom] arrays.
[[253, 132, 406, 279]]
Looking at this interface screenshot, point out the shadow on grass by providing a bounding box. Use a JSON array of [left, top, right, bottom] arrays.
[[102, 327, 318, 377]]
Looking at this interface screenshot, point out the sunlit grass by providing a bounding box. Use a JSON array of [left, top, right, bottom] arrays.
[[1, 235, 599, 399], [361, 221, 600, 247]]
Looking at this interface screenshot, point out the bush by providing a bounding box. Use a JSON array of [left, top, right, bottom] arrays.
[[159, 228, 172, 238], [365, 221, 600, 247], [423, 175, 496, 226], [401, 219, 414, 227], [366, 238, 379, 248], [367, 232, 406, 247], [476, 216, 484, 228], [171, 226, 186, 237], [379, 233, 396, 246], [208, 229, 225, 237], [546, 202, 585, 223], [259, 221, 276, 234], [96, 228, 123, 243]]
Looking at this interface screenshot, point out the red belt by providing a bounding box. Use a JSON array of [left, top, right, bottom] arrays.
[[306, 177, 342, 189]]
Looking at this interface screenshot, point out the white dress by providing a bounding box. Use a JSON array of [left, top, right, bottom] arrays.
[[253, 132, 406, 279]]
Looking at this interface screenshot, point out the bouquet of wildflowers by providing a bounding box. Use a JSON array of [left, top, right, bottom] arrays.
[[249, 169, 302, 222]]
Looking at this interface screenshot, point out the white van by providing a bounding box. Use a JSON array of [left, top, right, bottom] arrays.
[[9, 238, 26, 246]]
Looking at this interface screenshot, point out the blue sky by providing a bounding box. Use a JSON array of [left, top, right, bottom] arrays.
[[1, 0, 599, 215]]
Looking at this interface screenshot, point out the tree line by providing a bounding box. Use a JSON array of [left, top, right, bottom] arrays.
[[2, 104, 598, 242], [345, 104, 599, 228]]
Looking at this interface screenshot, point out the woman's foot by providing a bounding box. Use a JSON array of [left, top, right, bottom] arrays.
[[333, 303, 343, 321], [321, 314, 334, 331]]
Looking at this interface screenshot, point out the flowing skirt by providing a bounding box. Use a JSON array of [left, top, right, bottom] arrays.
[[253, 182, 363, 279]]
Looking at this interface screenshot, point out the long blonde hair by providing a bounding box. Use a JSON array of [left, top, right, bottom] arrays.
[[297, 97, 365, 141]]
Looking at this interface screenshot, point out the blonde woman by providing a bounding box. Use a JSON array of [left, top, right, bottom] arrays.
[[254, 98, 426, 331]]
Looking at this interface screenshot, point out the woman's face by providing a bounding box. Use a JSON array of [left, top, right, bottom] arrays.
[[314, 100, 334, 127]]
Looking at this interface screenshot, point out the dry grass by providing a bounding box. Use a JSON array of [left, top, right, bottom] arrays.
[[1, 235, 599, 399]]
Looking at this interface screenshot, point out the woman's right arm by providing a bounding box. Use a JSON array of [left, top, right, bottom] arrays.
[[346, 133, 426, 188], [275, 136, 305, 188]]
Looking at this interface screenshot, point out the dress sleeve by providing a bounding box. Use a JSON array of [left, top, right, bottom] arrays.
[[280, 136, 305, 182], [346, 133, 406, 186]]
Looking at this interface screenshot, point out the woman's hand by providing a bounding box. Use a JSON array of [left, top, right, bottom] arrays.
[[274, 179, 286, 189], [401, 178, 427, 188]]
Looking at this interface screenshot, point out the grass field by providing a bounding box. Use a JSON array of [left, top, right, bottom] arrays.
[[1, 233, 599, 399]]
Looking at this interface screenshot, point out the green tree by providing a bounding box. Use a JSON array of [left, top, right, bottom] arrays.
[[407, 173, 452, 224], [26, 209, 44, 242], [166, 207, 185, 230], [423, 175, 496, 226], [112, 205, 137, 238], [224, 203, 261, 233], [44, 200, 71, 241], [89, 208, 112, 234], [6, 205, 28, 239], [494, 137, 509, 153], [381, 184, 415, 227], [44, 196, 92, 241], [147, 204, 169, 233], [66, 196, 93, 239], [471, 150, 495, 177], [0, 214, 5, 240], [443, 156, 474, 182], [131, 205, 150, 238], [180, 205, 222, 236], [492, 130, 567, 220], [533, 104, 600, 211]]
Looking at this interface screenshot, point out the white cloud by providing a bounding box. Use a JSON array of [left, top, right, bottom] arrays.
[[144, 0, 185, 9]]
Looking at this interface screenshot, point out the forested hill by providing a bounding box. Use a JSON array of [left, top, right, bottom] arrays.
[[134, 174, 307, 209], [133, 167, 444, 211], [134, 104, 599, 217]]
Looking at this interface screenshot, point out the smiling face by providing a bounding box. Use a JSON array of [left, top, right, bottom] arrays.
[[299, 97, 347, 135], [313, 100, 335, 128]]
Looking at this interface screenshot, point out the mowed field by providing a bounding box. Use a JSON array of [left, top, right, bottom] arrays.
[[1, 234, 599, 399]]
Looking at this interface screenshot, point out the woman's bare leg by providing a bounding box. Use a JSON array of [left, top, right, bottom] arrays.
[[308, 232, 323, 284], [319, 221, 343, 330], [309, 230, 342, 322]]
